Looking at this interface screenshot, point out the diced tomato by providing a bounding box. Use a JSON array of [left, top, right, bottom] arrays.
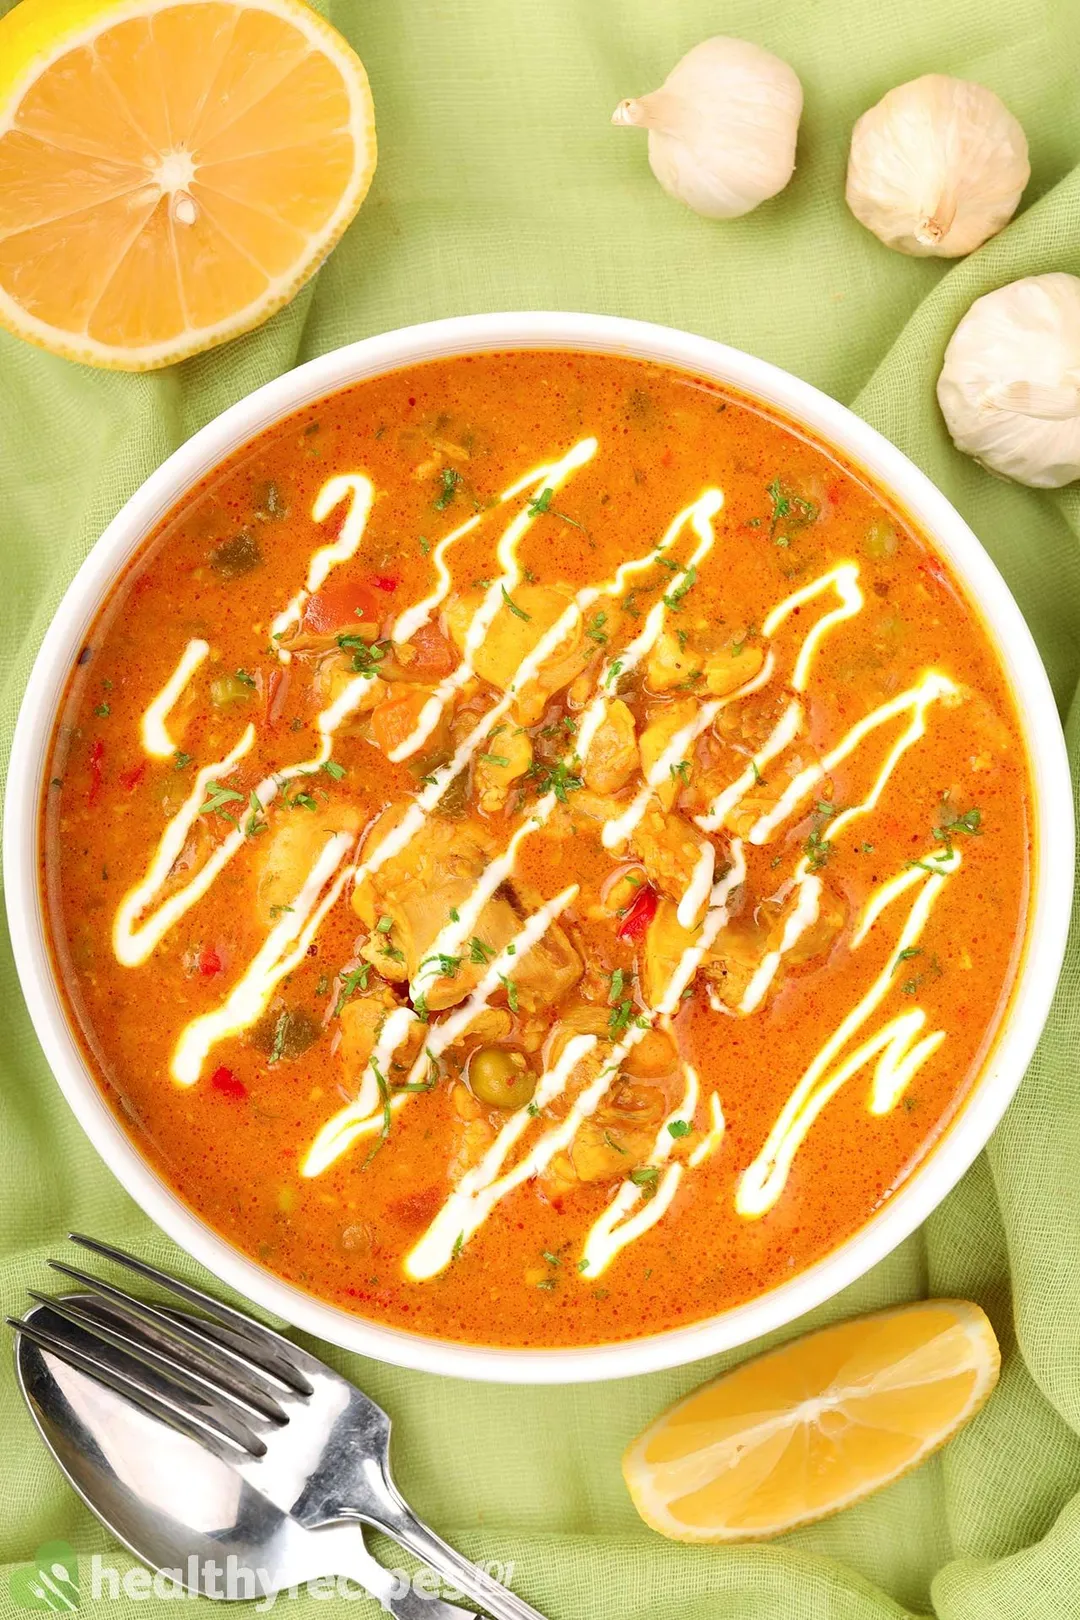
[[405, 621, 456, 678], [118, 762, 146, 792], [371, 574, 399, 593], [87, 739, 105, 807], [617, 884, 659, 942], [302, 579, 380, 634], [199, 948, 223, 978], [210, 1066, 247, 1100], [371, 689, 431, 757]]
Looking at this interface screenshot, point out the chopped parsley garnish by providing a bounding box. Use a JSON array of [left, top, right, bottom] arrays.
[[668, 1119, 691, 1139], [449, 906, 460, 922], [419, 535, 431, 555], [501, 585, 531, 622], [244, 790, 267, 838], [334, 963, 371, 1016], [896, 946, 922, 964], [731, 625, 758, 656], [421, 952, 461, 979], [380, 941, 405, 962], [662, 564, 697, 611], [173, 751, 193, 770], [528, 486, 554, 515], [375, 914, 394, 934], [268, 903, 294, 919], [527, 1100, 541, 1118], [932, 802, 982, 858], [604, 1130, 627, 1155], [608, 999, 640, 1037], [94, 701, 110, 717], [751, 759, 765, 786], [434, 467, 462, 509], [542, 1250, 561, 1268], [479, 752, 510, 768], [765, 477, 819, 544], [585, 612, 608, 644], [234, 668, 256, 687], [804, 826, 832, 872], [199, 781, 245, 820], [606, 659, 624, 687], [336, 634, 389, 676], [413, 991, 429, 1025], [321, 759, 346, 780], [670, 759, 691, 786], [268, 1011, 289, 1065], [532, 760, 583, 804], [629, 1165, 660, 1200], [608, 967, 625, 1005], [451, 1231, 465, 1259], [498, 973, 519, 1012], [469, 936, 495, 964]]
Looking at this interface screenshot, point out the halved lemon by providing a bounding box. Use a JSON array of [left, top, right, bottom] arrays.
[[0, 0, 376, 369], [623, 1300, 1000, 1542]]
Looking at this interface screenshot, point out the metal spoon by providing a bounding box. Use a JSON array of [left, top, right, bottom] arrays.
[[15, 1299, 472, 1617]]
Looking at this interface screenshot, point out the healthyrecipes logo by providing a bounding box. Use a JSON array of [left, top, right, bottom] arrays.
[[9, 1542, 80, 1611], [9, 1545, 514, 1610]]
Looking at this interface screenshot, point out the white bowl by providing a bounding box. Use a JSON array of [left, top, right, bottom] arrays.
[[5, 313, 1073, 1383]]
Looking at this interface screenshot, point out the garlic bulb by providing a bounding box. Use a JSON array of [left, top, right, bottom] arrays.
[[612, 37, 803, 220], [937, 274, 1080, 488], [846, 75, 1029, 257]]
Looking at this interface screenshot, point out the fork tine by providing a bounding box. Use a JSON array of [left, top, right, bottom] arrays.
[[10, 1308, 260, 1464], [22, 1293, 271, 1454], [30, 1285, 289, 1426], [44, 1262, 292, 1418], [68, 1234, 313, 1395]]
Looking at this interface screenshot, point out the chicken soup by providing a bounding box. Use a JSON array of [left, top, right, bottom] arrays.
[[41, 351, 1031, 1347]]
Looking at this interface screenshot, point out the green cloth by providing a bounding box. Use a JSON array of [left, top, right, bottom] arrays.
[[3, 0, 1080, 1614]]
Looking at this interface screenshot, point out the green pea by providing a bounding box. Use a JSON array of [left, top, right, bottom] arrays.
[[468, 1045, 536, 1110]]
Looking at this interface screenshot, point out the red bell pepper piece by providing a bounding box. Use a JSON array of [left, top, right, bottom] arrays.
[[617, 884, 658, 942]]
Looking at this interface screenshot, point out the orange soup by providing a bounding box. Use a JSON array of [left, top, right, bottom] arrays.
[[41, 351, 1031, 1348]]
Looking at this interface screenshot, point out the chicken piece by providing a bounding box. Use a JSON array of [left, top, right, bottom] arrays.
[[583, 699, 639, 795], [603, 865, 648, 915], [339, 987, 424, 1087], [563, 1082, 667, 1186], [712, 686, 792, 754], [631, 807, 714, 920], [254, 802, 362, 930], [474, 728, 533, 813], [312, 651, 386, 717], [704, 642, 765, 697], [646, 628, 765, 698], [723, 761, 804, 841], [645, 629, 702, 694], [641, 899, 697, 1008], [370, 684, 444, 759], [452, 1006, 513, 1046], [703, 917, 769, 1011], [445, 583, 593, 724], [351, 811, 582, 1012], [639, 696, 697, 810], [448, 1084, 496, 1183]]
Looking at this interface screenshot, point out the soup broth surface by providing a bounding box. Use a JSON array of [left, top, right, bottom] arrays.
[[42, 352, 1031, 1348]]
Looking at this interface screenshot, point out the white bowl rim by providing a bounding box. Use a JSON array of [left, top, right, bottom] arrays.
[[4, 311, 1073, 1384]]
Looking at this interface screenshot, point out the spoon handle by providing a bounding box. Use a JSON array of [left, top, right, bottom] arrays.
[[370, 1505, 548, 1620]]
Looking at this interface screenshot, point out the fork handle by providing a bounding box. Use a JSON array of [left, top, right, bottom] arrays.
[[323, 1525, 474, 1620], [369, 1507, 548, 1620]]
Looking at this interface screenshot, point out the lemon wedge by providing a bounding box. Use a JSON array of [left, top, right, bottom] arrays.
[[0, 0, 376, 369], [623, 1299, 1000, 1541]]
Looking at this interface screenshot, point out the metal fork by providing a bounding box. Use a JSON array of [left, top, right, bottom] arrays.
[[9, 1235, 547, 1620]]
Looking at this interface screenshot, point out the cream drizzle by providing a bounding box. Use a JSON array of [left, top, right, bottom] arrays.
[[403, 847, 747, 1279], [579, 1063, 699, 1277], [115, 442, 974, 1283], [387, 438, 598, 763], [688, 1091, 726, 1169], [735, 847, 960, 1218], [270, 475, 374, 661], [748, 671, 959, 845], [170, 830, 357, 1086], [113, 726, 256, 968], [141, 639, 209, 758], [299, 886, 579, 1177]]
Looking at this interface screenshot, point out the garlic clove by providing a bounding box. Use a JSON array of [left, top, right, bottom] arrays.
[[937, 274, 1080, 488], [612, 36, 803, 221], [846, 74, 1029, 258]]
